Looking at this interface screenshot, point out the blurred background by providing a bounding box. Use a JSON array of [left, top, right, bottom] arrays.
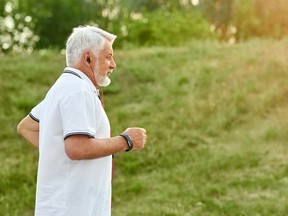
[[1, 0, 288, 216], [1, 0, 288, 52]]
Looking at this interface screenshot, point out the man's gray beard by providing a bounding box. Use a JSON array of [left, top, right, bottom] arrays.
[[93, 61, 111, 87], [94, 71, 111, 87]]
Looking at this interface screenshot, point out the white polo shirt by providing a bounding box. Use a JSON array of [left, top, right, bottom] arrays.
[[30, 67, 112, 216]]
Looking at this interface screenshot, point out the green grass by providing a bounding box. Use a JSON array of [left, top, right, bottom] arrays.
[[1, 39, 288, 215]]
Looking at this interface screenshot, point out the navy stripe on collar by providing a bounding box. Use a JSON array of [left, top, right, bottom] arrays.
[[63, 70, 82, 79], [63, 69, 101, 100]]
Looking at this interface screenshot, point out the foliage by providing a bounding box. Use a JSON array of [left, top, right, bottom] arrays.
[[233, 0, 288, 41], [0, 0, 212, 51], [0, 0, 112, 51], [120, 0, 194, 12], [2, 0, 288, 49], [232, 0, 258, 41], [0, 0, 38, 52], [199, 0, 234, 40], [2, 39, 288, 215], [18, 0, 107, 49], [200, 0, 288, 41], [115, 9, 214, 48]]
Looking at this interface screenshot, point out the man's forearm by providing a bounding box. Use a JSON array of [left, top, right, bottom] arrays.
[[64, 135, 128, 160], [64, 127, 146, 160]]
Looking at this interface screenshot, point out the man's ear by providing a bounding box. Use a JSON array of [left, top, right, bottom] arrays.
[[83, 52, 91, 66]]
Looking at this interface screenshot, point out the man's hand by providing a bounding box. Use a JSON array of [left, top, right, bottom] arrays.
[[122, 127, 147, 151]]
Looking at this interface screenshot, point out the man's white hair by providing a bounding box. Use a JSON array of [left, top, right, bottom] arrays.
[[65, 25, 117, 66]]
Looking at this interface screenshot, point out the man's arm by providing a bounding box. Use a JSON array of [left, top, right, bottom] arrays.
[[65, 127, 146, 160], [17, 115, 39, 148]]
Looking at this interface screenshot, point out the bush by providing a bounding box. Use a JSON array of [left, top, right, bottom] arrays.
[[114, 10, 215, 48]]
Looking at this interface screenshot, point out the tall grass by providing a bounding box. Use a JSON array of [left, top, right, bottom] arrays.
[[1, 39, 288, 215]]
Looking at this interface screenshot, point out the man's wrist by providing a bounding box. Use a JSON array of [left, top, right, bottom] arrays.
[[119, 133, 133, 152]]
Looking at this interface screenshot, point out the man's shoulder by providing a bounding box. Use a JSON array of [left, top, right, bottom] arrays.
[[45, 74, 90, 101], [55, 73, 89, 92]]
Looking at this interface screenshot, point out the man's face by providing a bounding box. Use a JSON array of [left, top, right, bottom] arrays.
[[94, 41, 116, 87]]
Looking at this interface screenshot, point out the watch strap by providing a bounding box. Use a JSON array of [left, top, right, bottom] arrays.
[[120, 133, 133, 152]]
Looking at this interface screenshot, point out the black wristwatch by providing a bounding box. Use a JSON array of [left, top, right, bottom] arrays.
[[120, 133, 133, 152]]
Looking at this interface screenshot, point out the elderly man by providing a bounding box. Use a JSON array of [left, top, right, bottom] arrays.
[[17, 25, 147, 216]]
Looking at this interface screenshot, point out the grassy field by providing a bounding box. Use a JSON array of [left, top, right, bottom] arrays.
[[1, 39, 288, 215]]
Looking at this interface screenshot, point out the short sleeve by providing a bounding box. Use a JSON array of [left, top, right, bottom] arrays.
[[60, 90, 97, 140], [29, 100, 43, 122]]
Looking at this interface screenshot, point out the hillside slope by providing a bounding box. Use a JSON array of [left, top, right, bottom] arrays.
[[1, 39, 288, 215]]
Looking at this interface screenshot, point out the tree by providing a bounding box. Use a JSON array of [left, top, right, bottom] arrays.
[[199, 0, 234, 40], [0, 0, 37, 52], [18, 0, 106, 49], [233, 0, 288, 41], [1, 0, 213, 51]]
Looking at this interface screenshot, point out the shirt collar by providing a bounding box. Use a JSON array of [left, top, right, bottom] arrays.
[[63, 67, 100, 95]]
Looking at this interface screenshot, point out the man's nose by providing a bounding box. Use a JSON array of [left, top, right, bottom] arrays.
[[111, 58, 116, 69]]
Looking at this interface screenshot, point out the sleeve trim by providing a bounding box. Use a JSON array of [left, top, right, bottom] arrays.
[[64, 132, 95, 140], [29, 112, 39, 123]]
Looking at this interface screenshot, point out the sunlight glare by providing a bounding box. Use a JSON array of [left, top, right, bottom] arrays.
[[4, 16, 14, 30], [4, 2, 13, 13], [24, 16, 32, 23], [191, 0, 199, 6]]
